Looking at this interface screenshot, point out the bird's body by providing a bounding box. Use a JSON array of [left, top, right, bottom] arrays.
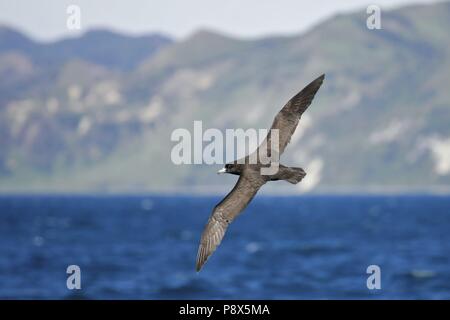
[[196, 74, 325, 271]]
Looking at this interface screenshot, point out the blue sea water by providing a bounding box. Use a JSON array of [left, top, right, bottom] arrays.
[[0, 194, 449, 299]]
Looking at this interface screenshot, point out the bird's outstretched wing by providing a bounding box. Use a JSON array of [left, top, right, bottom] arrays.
[[262, 74, 325, 157], [196, 172, 264, 271]]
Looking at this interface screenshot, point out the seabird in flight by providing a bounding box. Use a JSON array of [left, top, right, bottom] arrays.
[[196, 74, 325, 271]]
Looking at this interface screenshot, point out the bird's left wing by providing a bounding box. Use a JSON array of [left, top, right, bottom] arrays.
[[262, 74, 325, 156], [196, 172, 264, 271]]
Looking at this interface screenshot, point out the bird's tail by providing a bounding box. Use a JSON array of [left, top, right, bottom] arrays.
[[285, 167, 306, 184], [271, 166, 306, 184]]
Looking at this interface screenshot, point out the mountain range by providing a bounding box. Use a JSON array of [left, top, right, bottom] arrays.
[[1, 1, 450, 193]]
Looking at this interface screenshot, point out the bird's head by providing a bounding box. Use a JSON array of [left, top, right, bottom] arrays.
[[217, 163, 242, 175]]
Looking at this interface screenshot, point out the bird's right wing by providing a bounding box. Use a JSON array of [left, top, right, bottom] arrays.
[[196, 172, 264, 271]]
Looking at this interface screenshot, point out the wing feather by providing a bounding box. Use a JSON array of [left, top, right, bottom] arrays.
[[196, 173, 264, 271], [263, 74, 325, 156]]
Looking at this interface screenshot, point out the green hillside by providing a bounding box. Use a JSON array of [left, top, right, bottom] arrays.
[[1, 2, 450, 193]]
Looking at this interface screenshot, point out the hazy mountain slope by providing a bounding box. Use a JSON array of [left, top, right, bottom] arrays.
[[1, 2, 450, 193], [0, 26, 173, 70]]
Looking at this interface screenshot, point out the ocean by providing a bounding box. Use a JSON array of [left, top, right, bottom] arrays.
[[0, 194, 449, 299]]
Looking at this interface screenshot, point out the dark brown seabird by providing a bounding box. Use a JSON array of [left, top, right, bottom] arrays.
[[196, 74, 325, 271]]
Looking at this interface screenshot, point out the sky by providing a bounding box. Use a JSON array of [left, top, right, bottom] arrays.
[[0, 0, 441, 41]]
